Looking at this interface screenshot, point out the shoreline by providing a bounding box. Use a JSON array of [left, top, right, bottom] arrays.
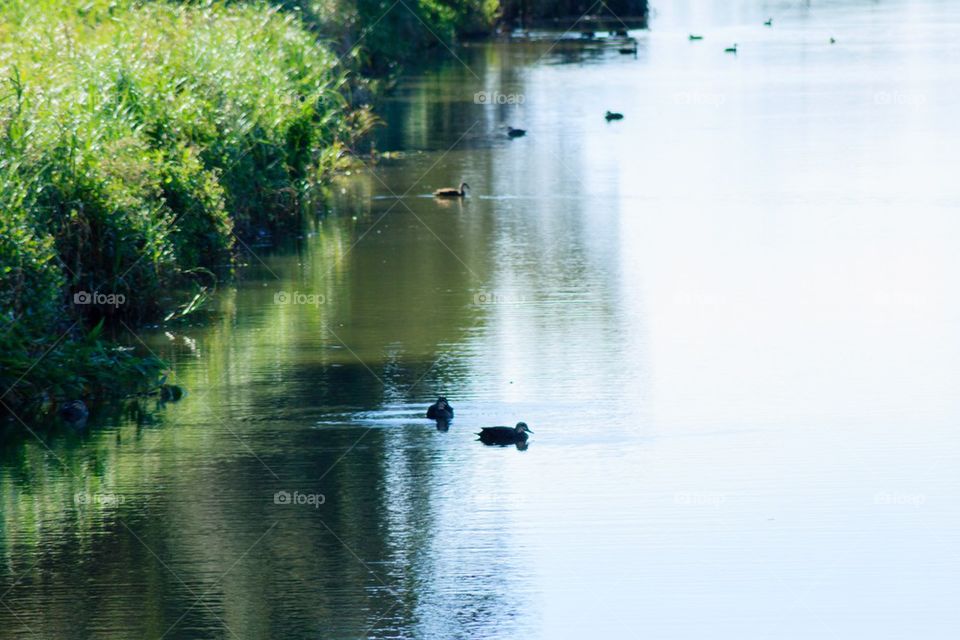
[[0, 0, 648, 425]]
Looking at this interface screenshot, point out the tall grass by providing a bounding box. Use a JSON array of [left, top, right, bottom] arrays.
[[0, 0, 368, 417], [1, 0, 584, 419]]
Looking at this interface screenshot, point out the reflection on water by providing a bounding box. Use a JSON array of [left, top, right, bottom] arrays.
[[3, 0, 960, 637]]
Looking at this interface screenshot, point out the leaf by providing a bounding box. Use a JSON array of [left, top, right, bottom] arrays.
[[86, 317, 105, 342]]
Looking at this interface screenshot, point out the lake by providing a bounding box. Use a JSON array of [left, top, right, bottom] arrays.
[[2, 0, 959, 637]]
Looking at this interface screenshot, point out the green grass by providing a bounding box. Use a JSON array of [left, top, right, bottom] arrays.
[[0, 0, 522, 420], [0, 0, 368, 417]]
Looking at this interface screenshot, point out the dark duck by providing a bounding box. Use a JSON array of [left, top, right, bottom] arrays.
[[433, 182, 469, 198], [426, 397, 454, 429], [478, 422, 533, 445]]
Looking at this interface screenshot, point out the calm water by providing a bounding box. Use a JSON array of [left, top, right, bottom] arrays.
[[3, 1, 960, 637]]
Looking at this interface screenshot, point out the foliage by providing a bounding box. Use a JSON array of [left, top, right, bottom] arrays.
[[498, 0, 647, 25], [0, 0, 613, 419], [0, 0, 361, 417], [0, 320, 167, 417], [270, 0, 501, 72]]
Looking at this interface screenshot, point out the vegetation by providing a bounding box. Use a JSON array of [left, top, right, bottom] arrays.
[[1, 0, 641, 422], [498, 0, 647, 26], [1, 0, 368, 419], [278, 0, 500, 72]]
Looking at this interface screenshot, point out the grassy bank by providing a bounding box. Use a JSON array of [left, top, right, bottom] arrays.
[[1, 0, 633, 421], [0, 0, 373, 419]]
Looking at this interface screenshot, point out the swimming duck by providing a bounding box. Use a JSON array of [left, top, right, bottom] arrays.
[[830, 37, 836, 44], [433, 182, 469, 198], [764, 18, 773, 27], [725, 43, 738, 53], [506, 126, 526, 138], [689, 34, 704, 40], [426, 396, 454, 425], [605, 111, 624, 121], [478, 422, 533, 445]]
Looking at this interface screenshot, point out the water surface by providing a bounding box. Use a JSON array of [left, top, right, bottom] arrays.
[[3, 0, 960, 637]]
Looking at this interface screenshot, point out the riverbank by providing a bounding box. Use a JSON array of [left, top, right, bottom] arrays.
[[0, 0, 648, 424], [1, 1, 373, 421]]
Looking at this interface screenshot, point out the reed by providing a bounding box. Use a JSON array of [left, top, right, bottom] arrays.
[[0, 1, 366, 417], [0, 0, 512, 419]]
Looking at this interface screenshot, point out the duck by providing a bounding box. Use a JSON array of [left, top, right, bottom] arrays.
[[764, 18, 773, 27], [724, 43, 738, 53], [506, 126, 526, 138], [605, 110, 624, 121], [830, 37, 836, 44], [478, 422, 533, 445], [433, 182, 469, 198], [426, 396, 454, 426], [688, 34, 704, 41]]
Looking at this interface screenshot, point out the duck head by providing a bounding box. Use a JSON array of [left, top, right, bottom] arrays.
[[515, 422, 533, 434]]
